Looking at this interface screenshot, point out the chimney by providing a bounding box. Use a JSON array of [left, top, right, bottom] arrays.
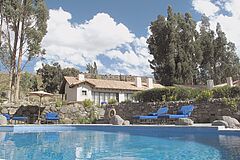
[[147, 78, 153, 89], [135, 77, 142, 88], [226, 77, 233, 87], [207, 79, 214, 89], [78, 74, 85, 81]]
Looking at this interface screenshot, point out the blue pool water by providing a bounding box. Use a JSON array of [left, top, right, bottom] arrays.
[[0, 127, 240, 160]]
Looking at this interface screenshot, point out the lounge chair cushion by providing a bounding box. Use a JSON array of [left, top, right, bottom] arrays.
[[134, 115, 158, 120], [12, 116, 28, 121], [168, 114, 189, 119], [2, 114, 11, 121], [46, 112, 59, 121], [133, 106, 169, 120]]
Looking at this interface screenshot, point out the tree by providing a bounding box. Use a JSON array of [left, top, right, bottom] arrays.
[[37, 63, 80, 93], [199, 15, 215, 83], [199, 19, 240, 84], [147, 7, 240, 86], [62, 67, 80, 77], [147, 6, 177, 86], [0, 0, 48, 101], [20, 72, 39, 94], [37, 63, 63, 93], [86, 61, 98, 77], [148, 6, 200, 85]]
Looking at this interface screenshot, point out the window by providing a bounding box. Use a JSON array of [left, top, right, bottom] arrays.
[[94, 92, 99, 104], [82, 90, 87, 95], [124, 93, 128, 101]]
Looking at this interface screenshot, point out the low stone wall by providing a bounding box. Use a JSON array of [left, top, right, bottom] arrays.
[[109, 101, 240, 123], [0, 102, 101, 124]]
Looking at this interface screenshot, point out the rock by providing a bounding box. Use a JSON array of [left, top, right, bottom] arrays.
[[0, 115, 7, 125], [219, 116, 240, 129], [109, 115, 124, 125], [175, 118, 194, 125], [60, 107, 68, 114], [123, 120, 130, 125], [61, 118, 72, 124], [50, 106, 57, 112], [71, 107, 79, 113], [212, 120, 229, 128], [9, 108, 17, 115], [1, 108, 8, 114]]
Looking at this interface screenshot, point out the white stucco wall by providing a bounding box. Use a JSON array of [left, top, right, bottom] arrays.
[[119, 92, 125, 102], [76, 83, 92, 101], [65, 83, 77, 101], [65, 82, 136, 103]]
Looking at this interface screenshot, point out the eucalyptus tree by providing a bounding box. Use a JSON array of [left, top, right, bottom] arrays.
[[148, 6, 177, 86], [0, 0, 49, 101], [199, 15, 215, 83], [148, 7, 239, 86]]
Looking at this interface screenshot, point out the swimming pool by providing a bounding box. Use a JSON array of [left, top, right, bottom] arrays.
[[0, 125, 240, 160]]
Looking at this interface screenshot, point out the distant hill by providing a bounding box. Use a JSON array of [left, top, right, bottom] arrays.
[[0, 72, 9, 91]]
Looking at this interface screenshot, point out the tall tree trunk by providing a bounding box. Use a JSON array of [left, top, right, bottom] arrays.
[[10, 20, 20, 102], [15, 0, 26, 101]]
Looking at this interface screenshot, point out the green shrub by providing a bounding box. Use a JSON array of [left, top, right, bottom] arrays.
[[133, 87, 200, 102], [108, 98, 117, 105], [229, 86, 240, 98], [83, 99, 94, 108], [133, 86, 240, 103], [221, 98, 239, 111], [55, 100, 63, 108], [212, 86, 240, 98], [195, 90, 213, 102], [212, 86, 231, 98]]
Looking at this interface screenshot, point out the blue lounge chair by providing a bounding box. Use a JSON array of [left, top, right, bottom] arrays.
[[166, 105, 194, 119], [46, 112, 60, 124], [133, 106, 169, 120], [2, 113, 11, 121], [12, 116, 28, 124]]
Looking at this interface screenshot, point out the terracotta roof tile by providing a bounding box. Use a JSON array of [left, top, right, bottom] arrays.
[[64, 76, 164, 91]]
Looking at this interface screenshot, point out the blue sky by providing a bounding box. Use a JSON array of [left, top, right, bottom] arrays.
[[3, 0, 239, 76], [46, 0, 200, 37]]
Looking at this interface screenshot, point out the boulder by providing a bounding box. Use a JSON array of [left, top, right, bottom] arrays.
[[123, 120, 130, 125], [0, 115, 7, 125], [61, 118, 72, 124], [175, 118, 194, 125], [212, 120, 229, 128], [60, 107, 68, 114], [109, 115, 124, 125], [219, 116, 240, 129], [1, 108, 8, 114], [9, 108, 17, 115], [71, 107, 79, 113], [50, 106, 57, 112]]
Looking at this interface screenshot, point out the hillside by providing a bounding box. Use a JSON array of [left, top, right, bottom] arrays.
[[0, 72, 9, 91]]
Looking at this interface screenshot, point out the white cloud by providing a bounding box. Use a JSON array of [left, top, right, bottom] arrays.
[[192, 0, 220, 17], [39, 8, 152, 76], [192, 0, 240, 56]]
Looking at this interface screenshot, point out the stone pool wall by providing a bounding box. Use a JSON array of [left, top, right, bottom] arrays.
[[1, 100, 239, 124], [0, 102, 101, 124], [108, 100, 240, 123]]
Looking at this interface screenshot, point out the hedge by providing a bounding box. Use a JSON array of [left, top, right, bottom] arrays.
[[133, 86, 240, 102]]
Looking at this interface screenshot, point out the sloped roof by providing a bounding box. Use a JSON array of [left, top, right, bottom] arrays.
[[64, 76, 164, 91]]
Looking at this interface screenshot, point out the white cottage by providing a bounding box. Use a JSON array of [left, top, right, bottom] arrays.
[[60, 74, 164, 104]]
